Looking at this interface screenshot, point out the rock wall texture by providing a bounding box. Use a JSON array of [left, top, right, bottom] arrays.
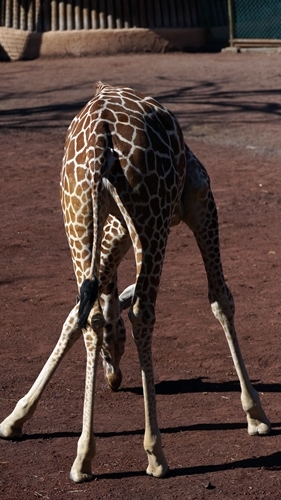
[[0, 27, 205, 61]]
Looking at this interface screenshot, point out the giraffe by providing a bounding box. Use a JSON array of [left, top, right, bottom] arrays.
[[0, 82, 270, 483]]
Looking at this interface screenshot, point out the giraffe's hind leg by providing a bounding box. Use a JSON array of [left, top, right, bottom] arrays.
[[0, 304, 81, 440], [127, 226, 170, 479], [182, 152, 271, 436], [99, 216, 131, 391], [69, 303, 105, 483]]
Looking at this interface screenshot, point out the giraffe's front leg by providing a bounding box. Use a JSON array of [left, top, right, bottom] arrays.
[[0, 305, 81, 440], [70, 310, 104, 483], [129, 301, 168, 478], [182, 156, 270, 436], [211, 302, 271, 436], [204, 217, 271, 434]]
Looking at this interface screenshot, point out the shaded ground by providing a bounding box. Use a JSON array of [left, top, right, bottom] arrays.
[[1, 52, 281, 499]]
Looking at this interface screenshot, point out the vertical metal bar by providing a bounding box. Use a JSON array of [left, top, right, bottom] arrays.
[[82, 0, 90, 29], [107, 0, 115, 29], [122, 0, 131, 28], [36, 0, 43, 31], [20, 0, 27, 30], [27, 0, 34, 31], [115, 0, 123, 29], [99, 0, 106, 29], [12, 0, 19, 28], [51, 0, 57, 30], [227, 0, 234, 45], [58, 1, 65, 30], [7, 0, 13, 27], [43, 0, 50, 31], [131, 0, 139, 27], [74, 0, 81, 30], [66, 0, 73, 30], [90, 0, 98, 29]]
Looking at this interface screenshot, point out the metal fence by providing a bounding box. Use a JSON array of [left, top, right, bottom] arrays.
[[229, 0, 281, 44], [0, 0, 228, 33]]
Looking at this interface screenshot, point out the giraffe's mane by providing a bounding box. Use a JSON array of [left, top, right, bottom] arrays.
[[94, 80, 105, 96]]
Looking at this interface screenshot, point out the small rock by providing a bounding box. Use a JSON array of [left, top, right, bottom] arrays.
[[202, 481, 214, 489]]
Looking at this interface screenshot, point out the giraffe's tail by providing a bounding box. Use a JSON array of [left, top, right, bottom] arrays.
[[78, 277, 99, 329]]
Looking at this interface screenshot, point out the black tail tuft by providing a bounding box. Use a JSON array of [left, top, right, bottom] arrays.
[[78, 277, 99, 329]]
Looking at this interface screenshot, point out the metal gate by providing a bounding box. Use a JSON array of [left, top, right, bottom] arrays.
[[228, 0, 281, 47], [0, 0, 227, 34]]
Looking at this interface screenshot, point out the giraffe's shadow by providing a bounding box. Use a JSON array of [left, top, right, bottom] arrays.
[[22, 378, 281, 441], [95, 450, 281, 480], [19, 377, 281, 480], [22, 419, 281, 442], [122, 377, 281, 396]]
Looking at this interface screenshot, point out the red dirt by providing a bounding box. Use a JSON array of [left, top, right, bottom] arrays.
[[1, 52, 281, 500]]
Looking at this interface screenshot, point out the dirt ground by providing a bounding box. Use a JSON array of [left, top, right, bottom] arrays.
[[1, 51, 281, 500]]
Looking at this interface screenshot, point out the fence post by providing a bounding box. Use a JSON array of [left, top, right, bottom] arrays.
[[36, 0, 43, 31], [74, 1, 81, 30], [227, 0, 234, 46], [59, 1, 65, 30], [5, 0, 13, 27], [12, 0, 19, 28], [19, 0, 26, 30], [51, 0, 57, 30], [66, 1, 73, 30]]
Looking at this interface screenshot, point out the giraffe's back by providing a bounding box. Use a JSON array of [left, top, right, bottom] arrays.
[[66, 83, 186, 220]]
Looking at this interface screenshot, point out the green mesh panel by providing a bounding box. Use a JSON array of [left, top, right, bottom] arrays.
[[232, 0, 281, 39]]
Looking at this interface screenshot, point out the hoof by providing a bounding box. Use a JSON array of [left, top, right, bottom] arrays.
[[69, 468, 93, 483], [247, 418, 271, 436], [0, 423, 23, 440], [146, 463, 169, 478], [146, 449, 169, 478], [106, 368, 122, 392], [246, 404, 271, 436]]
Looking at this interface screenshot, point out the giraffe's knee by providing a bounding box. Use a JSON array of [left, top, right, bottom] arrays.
[[210, 285, 235, 323]]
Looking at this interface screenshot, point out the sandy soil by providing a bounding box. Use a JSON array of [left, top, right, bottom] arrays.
[[1, 51, 281, 499]]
